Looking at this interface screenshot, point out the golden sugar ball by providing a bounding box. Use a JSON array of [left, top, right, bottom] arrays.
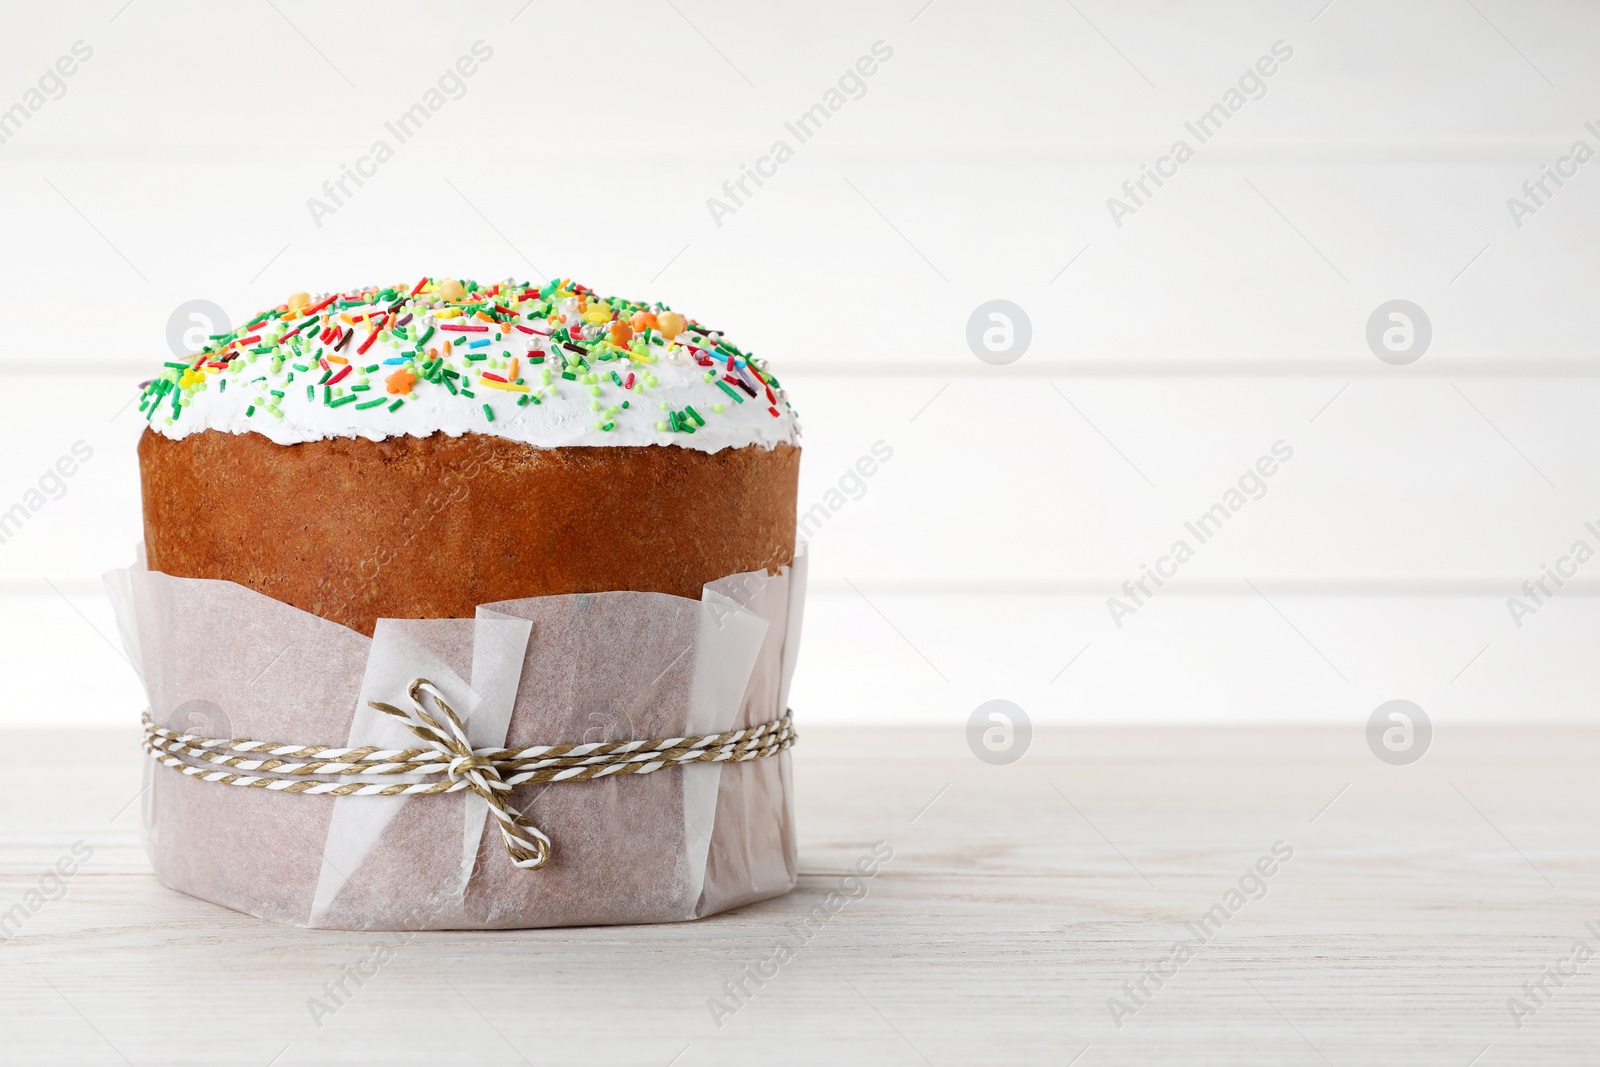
[[436, 278, 466, 301], [286, 291, 310, 311], [656, 311, 686, 339]]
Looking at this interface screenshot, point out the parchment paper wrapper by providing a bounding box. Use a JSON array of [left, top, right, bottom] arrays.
[[104, 547, 805, 930]]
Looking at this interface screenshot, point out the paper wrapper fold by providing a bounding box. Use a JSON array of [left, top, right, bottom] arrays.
[[105, 549, 805, 930]]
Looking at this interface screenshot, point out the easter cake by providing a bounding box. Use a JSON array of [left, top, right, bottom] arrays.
[[136, 277, 800, 635]]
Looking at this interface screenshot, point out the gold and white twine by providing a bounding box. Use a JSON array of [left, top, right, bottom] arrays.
[[141, 677, 795, 871]]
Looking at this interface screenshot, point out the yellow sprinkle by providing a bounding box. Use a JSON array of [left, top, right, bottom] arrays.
[[435, 308, 462, 319], [479, 378, 529, 393]]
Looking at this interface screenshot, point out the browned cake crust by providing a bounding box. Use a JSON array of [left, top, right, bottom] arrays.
[[138, 429, 799, 635]]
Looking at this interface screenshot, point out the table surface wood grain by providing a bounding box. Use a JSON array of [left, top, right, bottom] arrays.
[[1, 724, 1595, 1066]]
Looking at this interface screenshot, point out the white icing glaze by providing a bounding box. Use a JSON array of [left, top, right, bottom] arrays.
[[142, 279, 799, 454]]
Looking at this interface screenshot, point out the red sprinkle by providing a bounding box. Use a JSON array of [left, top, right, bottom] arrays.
[[768, 406, 781, 418], [303, 294, 337, 316], [328, 365, 352, 385], [625, 373, 635, 390], [409, 276, 428, 296], [481, 372, 508, 383], [356, 328, 380, 356], [440, 324, 489, 333]]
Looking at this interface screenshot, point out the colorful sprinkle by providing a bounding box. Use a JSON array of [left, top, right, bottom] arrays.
[[136, 276, 797, 439]]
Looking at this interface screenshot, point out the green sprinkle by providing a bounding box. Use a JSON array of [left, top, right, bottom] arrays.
[[245, 404, 255, 416], [163, 361, 187, 370], [327, 393, 358, 408], [482, 403, 495, 422], [416, 326, 436, 347], [715, 380, 744, 404], [388, 398, 405, 412], [354, 397, 387, 409]]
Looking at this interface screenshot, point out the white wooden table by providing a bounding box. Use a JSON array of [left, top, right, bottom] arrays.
[[1, 725, 1595, 1065]]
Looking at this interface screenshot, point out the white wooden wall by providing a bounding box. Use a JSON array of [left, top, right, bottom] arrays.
[[2, 0, 1597, 726]]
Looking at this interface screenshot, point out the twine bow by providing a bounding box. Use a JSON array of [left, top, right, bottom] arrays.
[[369, 678, 553, 870], [140, 680, 796, 874]]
